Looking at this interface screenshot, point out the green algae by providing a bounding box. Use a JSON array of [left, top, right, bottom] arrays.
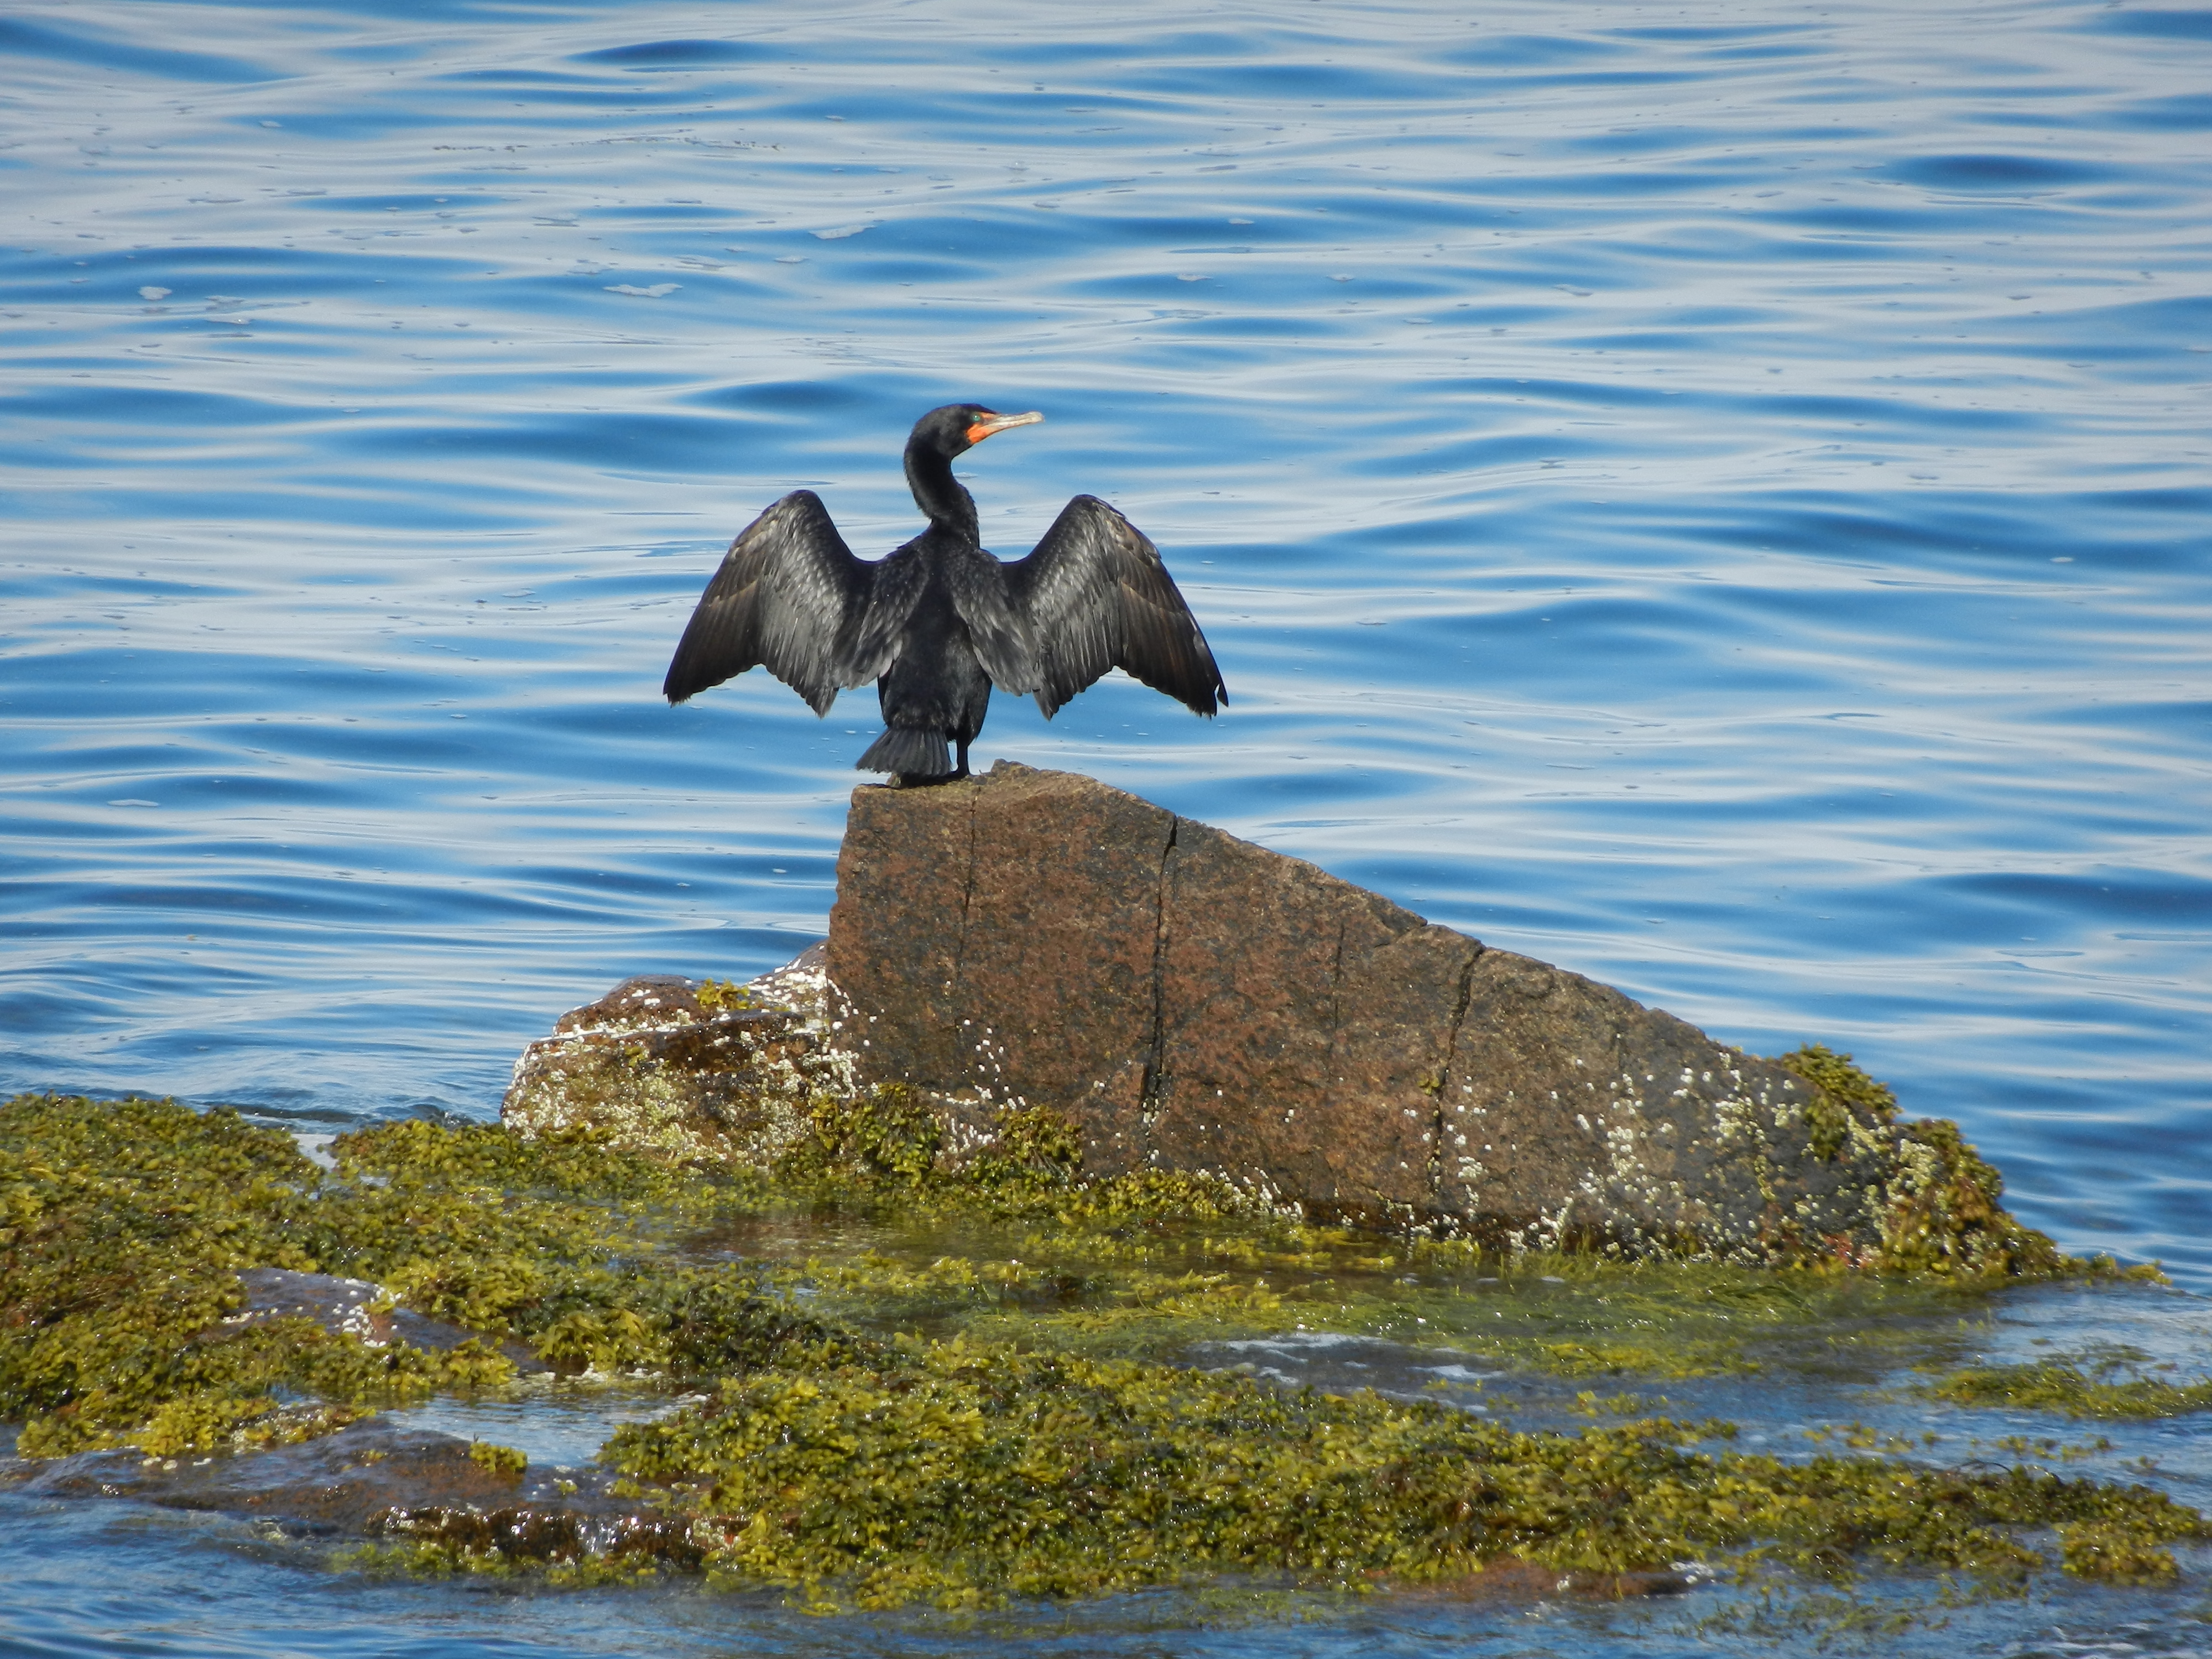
[[1768, 1046, 2072, 1279], [596, 1332, 2204, 1610], [692, 979, 758, 1014], [772, 1062, 2082, 1299], [1919, 1347, 2212, 1420], [774, 1089, 1256, 1225], [0, 1094, 513, 1457], [468, 1439, 528, 1477], [4, 1090, 2203, 1612], [681, 1077, 2105, 1385], [762, 1198, 2065, 1385], [331, 1113, 732, 1211], [0, 1094, 827, 1455], [337, 1540, 671, 1587], [1775, 1044, 1898, 1162], [1985, 1433, 2117, 1460]]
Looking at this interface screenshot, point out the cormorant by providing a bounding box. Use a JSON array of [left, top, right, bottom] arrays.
[[662, 404, 1226, 784]]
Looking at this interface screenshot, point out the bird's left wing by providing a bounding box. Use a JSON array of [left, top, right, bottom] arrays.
[[1002, 495, 1225, 719], [662, 490, 873, 712]]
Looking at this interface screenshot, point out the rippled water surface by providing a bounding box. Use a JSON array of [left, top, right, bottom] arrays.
[[3, 0, 2209, 1650]]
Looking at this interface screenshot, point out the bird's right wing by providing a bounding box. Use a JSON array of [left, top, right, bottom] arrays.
[[662, 491, 878, 712], [1003, 495, 1226, 719]]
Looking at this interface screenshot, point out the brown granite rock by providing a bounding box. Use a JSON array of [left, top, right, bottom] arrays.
[[502, 764, 1939, 1261], [826, 763, 1905, 1256]]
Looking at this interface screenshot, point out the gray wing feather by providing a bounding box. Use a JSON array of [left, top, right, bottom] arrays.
[[946, 547, 1041, 693], [663, 491, 876, 712], [837, 550, 929, 688], [1004, 495, 1226, 719]]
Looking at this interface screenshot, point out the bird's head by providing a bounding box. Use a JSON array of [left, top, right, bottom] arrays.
[[912, 403, 1044, 458]]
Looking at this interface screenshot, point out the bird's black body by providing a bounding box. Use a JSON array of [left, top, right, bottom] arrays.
[[663, 404, 1225, 784]]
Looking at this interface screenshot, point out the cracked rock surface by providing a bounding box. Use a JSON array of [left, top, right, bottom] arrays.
[[828, 763, 1901, 1255], [505, 763, 1915, 1259]]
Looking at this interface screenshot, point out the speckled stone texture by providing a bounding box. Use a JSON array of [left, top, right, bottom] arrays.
[[829, 762, 1905, 1255], [500, 946, 858, 1166]]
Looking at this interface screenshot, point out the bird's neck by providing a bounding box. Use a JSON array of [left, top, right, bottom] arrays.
[[904, 442, 978, 541]]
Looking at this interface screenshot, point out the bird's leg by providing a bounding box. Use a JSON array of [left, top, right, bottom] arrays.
[[952, 735, 972, 780]]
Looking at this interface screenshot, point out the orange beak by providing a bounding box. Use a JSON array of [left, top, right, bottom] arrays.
[[966, 409, 1044, 445]]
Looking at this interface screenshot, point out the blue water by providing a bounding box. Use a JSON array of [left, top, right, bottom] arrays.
[[3, 0, 2210, 1650]]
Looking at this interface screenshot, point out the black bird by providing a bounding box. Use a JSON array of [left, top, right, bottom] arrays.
[[662, 404, 1226, 784]]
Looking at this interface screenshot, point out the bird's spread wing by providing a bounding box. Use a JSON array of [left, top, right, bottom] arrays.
[[1003, 495, 1225, 719], [945, 546, 1041, 694], [663, 491, 878, 711]]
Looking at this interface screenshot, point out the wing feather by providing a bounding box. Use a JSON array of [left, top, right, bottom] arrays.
[[1003, 495, 1225, 719], [836, 547, 928, 688], [662, 491, 876, 712], [945, 545, 1041, 693]]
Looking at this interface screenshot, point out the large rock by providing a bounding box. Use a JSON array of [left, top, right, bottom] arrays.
[[823, 763, 1895, 1254], [505, 764, 1973, 1262]]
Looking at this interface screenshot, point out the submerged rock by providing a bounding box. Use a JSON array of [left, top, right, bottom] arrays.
[[229, 1266, 554, 1376], [1, 1418, 690, 1567], [505, 764, 2046, 1269]]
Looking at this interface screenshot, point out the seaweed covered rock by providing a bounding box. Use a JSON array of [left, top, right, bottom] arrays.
[[503, 764, 2057, 1271], [4, 1095, 2188, 1609], [0, 1093, 834, 1460], [502, 948, 859, 1164]]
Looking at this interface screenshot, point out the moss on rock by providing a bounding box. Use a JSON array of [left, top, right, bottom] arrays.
[[1775, 1044, 1898, 1162], [601, 1333, 2204, 1610], [1919, 1347, 2212, 1420], [0, 1093, 831, 1454], [1769, 1046, 2068, 1278], [5, 1091, 2200, 1611], [0, 1094, 513, 1457]]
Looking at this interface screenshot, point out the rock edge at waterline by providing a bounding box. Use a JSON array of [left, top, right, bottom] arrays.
[[504, 763, 2051, 1272]]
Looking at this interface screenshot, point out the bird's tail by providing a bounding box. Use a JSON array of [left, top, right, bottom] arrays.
[[857, 725, 951, 779]]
